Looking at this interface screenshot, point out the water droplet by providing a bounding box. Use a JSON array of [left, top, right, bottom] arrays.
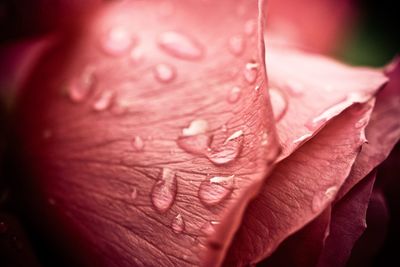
[[312, 186, 338, 212], [207, 130, 244, 165], [129, 48, 145, 64], [227, 86, 241, 103], [93, 90, 114, 111], [261, 132, 268, 146], [131, 136, 145, 151], [154, 63, 176, 83], [285, 80, 304, 96], [68, 65, 96, 102], [269, 88, 288, 122], [228, 35, 245, 56], [243, 62, 259, 84], [200, 220, 220, 235], [151, 168, 177, 213], [177, 134, 211, 155], [171, 214, 185, 234], [131, 187, 138, 200], [199, 175, 235, 206], [244, 19, 256, 36], [158, 31, 204, 60], [100, 26, 134, 56], [182, 119, 209, 136]]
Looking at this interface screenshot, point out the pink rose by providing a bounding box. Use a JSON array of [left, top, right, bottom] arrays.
[[0, 1, 399, 267]]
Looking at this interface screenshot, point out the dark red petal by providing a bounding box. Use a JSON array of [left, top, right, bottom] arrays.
[[317, 171, 376, 267], [265, 44, 387, 160], [337, 59, 400, 200], [14, 1, 279, 266], [225, 100, 374, 266]]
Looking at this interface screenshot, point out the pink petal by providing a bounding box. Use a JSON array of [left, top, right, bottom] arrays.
[[14, 1, 280, 266], [317, 171, 376, 267], [225, 100, 374, 266], [265, 44, 387, 160], [337, 60, 400, 200]]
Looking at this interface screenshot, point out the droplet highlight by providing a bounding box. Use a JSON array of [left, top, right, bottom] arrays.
[[171, 214, 185, 234], [158, 31, 204, 60], [199, 175, 235, 206], [92, 90, 114, 111], [182, 119, 209, 136], [312, 186, 338, 212], [151, 168, 177, 213], [68, 65, 96, 102], [243, 62, 259, 84], [100, 26, 134, 56], [207, 130, 244, 165], [227, 86, 241, 103], [154, 63, 176, 83], [228, 35, 245, 56], [131, 187, 138, 201], [131, 136, 145, 152]]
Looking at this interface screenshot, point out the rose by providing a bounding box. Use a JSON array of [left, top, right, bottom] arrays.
[[1, 0, 399, 267]]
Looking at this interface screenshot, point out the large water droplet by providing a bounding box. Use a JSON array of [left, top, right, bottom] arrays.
[[68, 65, 96, 102], [131, 136, 145, 152], [227, 86, 241, 103], [100, 26, 134, 56], [199, 175, 235, 206], [207, 130, 244, 165], [171, 214, 185, 234], [269, 87, 288, 122], [228, 35, 245, 56], [243, 62, 259, 84], [151, 168, 177, 213], [93, 90, 114, 111], [154, 63, 176, 83], [177, 134, 211, 155], [312, 186, 338, 212], [182, 119, 209, 136], [158, 31, 204, 60]]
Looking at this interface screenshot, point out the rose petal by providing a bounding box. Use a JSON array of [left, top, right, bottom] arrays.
[[14, 1, 280, 266], [337, 59, 400, 200], [224, 100, 374, 266], [265, 44, 387, 160], [317, 171, 376, 267]]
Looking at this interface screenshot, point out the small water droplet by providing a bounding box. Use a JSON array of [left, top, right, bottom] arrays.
[[182, 119, 209, 136], [269, 87, 288, 122], [207, 130, 244, 165], [171, 214, 185, 234], [261, 132, 268, 146], [93, 90, 114, 111], [200, 220, 219, 235], [100, 26, 134, 56], [244, 19, 256, 36], [129, 48, 145, 64], [285, 80, 304, 96], [243, 62, 259, 84], [228, 35, 245, 56], [68, 65, 96, 102], [227, 86, 241, 103], [131, 187, 138, 200], [199, 175, 235, 206], [131, 136, 145, 151], [154, 63, 176, 83], [177, 134, 211, 155], [151, 168, 177, 213], [158, 31, 204, 60], [312, 186, 338, 212]]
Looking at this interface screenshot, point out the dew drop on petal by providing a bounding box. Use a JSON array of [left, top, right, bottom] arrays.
[[151, 168, 177, 213], [171, 214, 185, 234], [312, 186, 338, 212], [68, 65, 96, 102], [243, 62, 259, 84], [100, 26, 134, 56], [269, 87, 288, 122], [153, 63, 176, 83], [182, 119, 209, 136], [158, 31, 204, 60], [228, 35, 245, 56], [261, 132, 269, 146], [131, 136, 145, 152], [227, 86, 241, 103], [198, 175, 235, 206], [92, 90, 114, 111], [129, 48, 145, 64], [177, 134, 211, 155], [207, 130, 244, 165]]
